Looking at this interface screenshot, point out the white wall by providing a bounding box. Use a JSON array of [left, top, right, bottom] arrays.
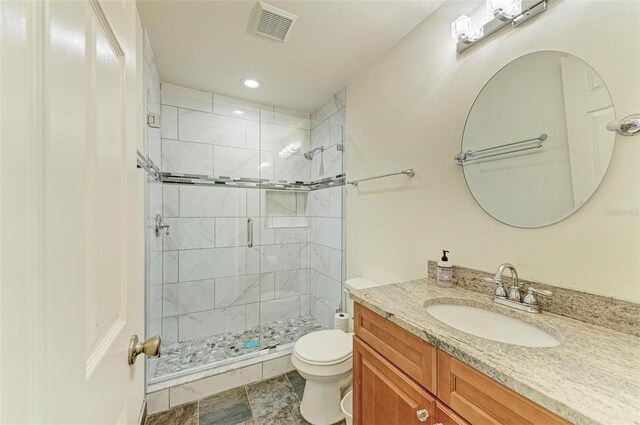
[[346, 0, 640, 302]]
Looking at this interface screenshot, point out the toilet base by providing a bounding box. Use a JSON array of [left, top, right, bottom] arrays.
[[299, 371, 352, 425]]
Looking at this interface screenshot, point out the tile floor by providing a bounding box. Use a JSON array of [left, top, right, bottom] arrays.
[[145, 371, 347, 425]]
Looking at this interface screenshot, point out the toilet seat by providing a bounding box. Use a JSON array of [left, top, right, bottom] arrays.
[[294, 330, 353, 366]]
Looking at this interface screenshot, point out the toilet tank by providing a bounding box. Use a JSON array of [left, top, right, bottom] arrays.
[[344, 277, 383, 331]]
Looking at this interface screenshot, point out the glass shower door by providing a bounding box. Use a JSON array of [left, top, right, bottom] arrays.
[[257, 108, 326, 354], [145, 178, 163, 375], [145, 87, 347, 384], [144, 62, 164, 378]]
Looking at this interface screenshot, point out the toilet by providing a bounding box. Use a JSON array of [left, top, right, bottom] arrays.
[[292, 277, 384, 425]]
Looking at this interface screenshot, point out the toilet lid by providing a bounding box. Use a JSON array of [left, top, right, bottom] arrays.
[[294, 330, 353, 365]]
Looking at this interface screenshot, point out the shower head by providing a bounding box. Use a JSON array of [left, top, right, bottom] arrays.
[[303, 146, 324, 161]]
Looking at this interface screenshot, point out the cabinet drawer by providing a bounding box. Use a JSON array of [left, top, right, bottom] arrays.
[[437, 351, 571, 425], [354, 304, 437, 393], [435, 401, 469, 425], [354, 337, 436, 425]]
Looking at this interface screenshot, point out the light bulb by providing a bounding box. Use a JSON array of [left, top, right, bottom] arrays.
[[241, 78, 261, 89], [487, 0, 522, 19], [451, 15, 471, 41], [468, 27, 484, 42]]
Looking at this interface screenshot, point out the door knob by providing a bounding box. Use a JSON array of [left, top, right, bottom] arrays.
[[128, 335, 160, 365], [416, 409, 429, 422]]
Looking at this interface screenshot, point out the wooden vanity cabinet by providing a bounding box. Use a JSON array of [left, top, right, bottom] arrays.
[[353, 337, 436, 425], [353, 304, 571, 425], [437, 351, 570, 425], [354, 303, 437, 393], [435, 402, 470, 425]]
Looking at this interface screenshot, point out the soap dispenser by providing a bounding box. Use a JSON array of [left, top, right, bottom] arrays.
[[437, 250, 452, 286]]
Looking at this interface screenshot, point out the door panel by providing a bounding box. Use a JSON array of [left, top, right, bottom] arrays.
[[560, 54, 615, 206], [354, 337, 436, 425], [85, 0, 127, 372], [354, 303, 437, 393], [1, 0, 144, 423]]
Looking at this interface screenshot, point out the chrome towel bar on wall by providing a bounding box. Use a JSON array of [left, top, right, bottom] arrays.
[[347, 169, 415, 187], [455, 134, 547, 165], [606, 114, 640, 136], [136, 150, 161, 180]]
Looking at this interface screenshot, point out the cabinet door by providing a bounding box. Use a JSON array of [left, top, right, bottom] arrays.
[[435, 401, 470, 425], [354, 337, 436, 425], [355, 304, 437, 393], [437, 351, 571, 425]]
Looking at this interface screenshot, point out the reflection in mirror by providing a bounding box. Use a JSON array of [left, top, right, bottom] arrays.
[[461, 51, 615, 228]]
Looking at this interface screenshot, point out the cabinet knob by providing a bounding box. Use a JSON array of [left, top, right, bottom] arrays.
[[434, 423, 444, 425], [416, 409, 429, 422]]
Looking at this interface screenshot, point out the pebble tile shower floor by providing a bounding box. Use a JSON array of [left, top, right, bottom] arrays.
[[145, 371, 347, 425], [150, 316, 324, 380]]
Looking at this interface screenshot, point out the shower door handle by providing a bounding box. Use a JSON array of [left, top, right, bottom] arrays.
[[247, 218, 254, 248]]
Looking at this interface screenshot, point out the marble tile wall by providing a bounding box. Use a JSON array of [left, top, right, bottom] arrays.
[[158, 184, 311, 343], [308, 87, 347, 329], [160, 83, 311, 181], [151, 83, 348, 345], [157, 83, 320, 344]]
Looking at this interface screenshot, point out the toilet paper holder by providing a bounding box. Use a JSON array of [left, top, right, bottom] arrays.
[[334, 310, 350, 332]]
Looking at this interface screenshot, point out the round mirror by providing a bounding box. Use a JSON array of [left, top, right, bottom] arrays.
[[460, 51, 615, 228]]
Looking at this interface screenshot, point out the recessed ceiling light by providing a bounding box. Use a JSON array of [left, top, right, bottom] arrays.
[[233, 110, 244, 116], [242, 78, 261, 89]]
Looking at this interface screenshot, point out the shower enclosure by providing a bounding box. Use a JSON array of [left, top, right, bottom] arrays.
[[143, 41, 346, 387]]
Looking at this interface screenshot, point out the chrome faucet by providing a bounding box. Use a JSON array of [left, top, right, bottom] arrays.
[[152, 213, 170, 237], [485, 263, 552, 313]]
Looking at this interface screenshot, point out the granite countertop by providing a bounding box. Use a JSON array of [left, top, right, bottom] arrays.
[[350, 279, 640, 425]]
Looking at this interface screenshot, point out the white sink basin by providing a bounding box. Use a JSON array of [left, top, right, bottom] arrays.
[[425, 303, 560, 347]]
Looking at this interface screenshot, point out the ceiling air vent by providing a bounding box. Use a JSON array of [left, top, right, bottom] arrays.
[[252, 2, 297, 42]]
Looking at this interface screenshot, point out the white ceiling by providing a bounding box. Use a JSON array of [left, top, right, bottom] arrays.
[[137, 1, 444, 112]]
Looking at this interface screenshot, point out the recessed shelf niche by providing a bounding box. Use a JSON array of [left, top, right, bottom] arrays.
[[265, 190, 309, 228]]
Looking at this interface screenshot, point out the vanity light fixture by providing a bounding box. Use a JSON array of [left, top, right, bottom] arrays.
[[454, 0, 547, 53], [451, 15, 471, 40], [242, 78, 261, 88], [451, 15, 484, 43], [487, 0, 522, 21]]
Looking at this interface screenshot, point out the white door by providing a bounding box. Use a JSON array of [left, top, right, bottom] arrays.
[[0, 0, 145, 424], [561, 55, 616, 207]]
